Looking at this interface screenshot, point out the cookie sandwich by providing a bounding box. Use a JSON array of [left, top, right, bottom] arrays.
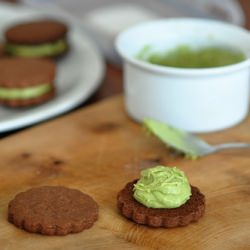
[[5, 19, 68, 58], [0, 57, 56, 107], [117, 166, 205, 227], [8, 186, 99, 235]]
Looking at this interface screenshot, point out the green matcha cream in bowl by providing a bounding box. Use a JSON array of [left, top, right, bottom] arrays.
[[116, 18, 250, 133], [138, 45, 245, 68]]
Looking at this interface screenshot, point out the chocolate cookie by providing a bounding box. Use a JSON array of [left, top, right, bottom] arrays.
[[0, 57, 56, 107], [5, 19, 68, 58], [8, 186, 99, 235], [117, 180, 205, 228]]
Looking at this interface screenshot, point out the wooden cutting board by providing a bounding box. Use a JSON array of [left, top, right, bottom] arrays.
[[0, 95, 249, 250]]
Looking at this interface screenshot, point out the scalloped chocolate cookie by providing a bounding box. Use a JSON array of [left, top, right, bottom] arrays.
[[8, 186, 99, 235], [117, 180, 205, 228], [5, 19, 68, 58], [0, 57, 56, 107]]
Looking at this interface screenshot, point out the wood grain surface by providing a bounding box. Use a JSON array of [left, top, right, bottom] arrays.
[[0, 95, 249, 250]]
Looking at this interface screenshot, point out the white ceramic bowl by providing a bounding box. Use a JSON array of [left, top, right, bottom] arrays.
[[115, 18, 250, 133]]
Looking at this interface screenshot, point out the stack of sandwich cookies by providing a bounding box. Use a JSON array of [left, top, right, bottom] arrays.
[[5, 20, 68, 58], [0, 57, 56, 107], [117, 166, 205, 227]]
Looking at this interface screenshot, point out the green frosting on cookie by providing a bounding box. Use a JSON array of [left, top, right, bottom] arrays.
[[5, 38, 67, 57], [0, 83, 51, 100], [133, 166, 191, 208]]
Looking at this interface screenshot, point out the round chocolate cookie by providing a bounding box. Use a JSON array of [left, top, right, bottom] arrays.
[[8, 186, 99, 236], [0, 57, 56, 107], [117, 180, 205, 228], [5, 19, 68, 58]]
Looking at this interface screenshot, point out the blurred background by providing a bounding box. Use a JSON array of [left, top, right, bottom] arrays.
[[20, 0, 246, 63], [0, 0, 250, 135], [19, 0, 250, 99], [1, 0, 249, 99]]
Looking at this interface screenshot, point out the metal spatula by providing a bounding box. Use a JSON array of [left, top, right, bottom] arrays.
[[144, 118, 250, 159]]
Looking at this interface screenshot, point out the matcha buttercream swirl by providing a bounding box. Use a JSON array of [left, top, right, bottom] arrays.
[[133, 166, 191, 208]]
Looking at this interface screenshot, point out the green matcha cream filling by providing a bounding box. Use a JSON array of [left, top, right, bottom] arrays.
[[137, 45, 245, 68], [0, 83, 51, 100], [5, 39, 67, 57], [133, 166, 191, 208]]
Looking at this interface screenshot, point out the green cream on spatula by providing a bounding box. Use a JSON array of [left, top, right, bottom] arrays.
[[143, 118, 199, 159]]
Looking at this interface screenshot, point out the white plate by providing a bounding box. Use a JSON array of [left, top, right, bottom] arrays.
[[0, 3, 105, 133]]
